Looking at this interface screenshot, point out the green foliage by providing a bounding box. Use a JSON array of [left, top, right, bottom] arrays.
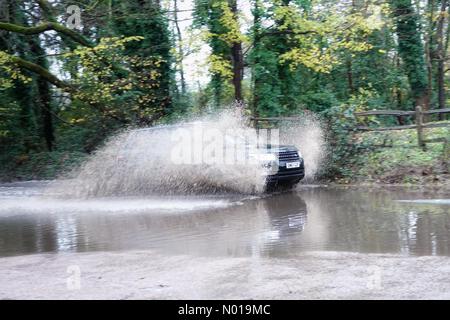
[[0, 150, 87, 181], [62, 36, 166, 123], [390, 0, 428, 101], [354, 126, 450, 184], [0, 51, 32, 88], [0, 0, 176, 181], [194, 0, 245, 105], [106, 0, 174, 115], [319, 102, 370, 180], [249, 0, 389, 117], [0, 99, 21, 141], [274, 2, 384, 73], [298, 90, 339, 113]]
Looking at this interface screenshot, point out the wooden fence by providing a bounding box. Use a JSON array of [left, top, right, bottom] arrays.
[[250, 108, 450, 150], [355, 106, 450, 151], [356, 106, 450, 172]]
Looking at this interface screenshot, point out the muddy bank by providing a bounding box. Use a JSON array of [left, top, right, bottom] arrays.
[[322, 181, 450, 193], [323, 169, 450, 190], [358, 171, 450, 190], [2, 250, 450, 300]]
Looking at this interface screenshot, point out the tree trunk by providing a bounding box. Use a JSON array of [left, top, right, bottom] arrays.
[[173, 0, 187, 96], [231, 41, 244, 102], [229, 0, 243, 103], [346, 57, 355, 95], [437, 0, 448, 120], [28, 12, 54, 151], [347, 0, 356, 96], [37, 75, 54, 151], [425, 0, 435, 117], [252, 0, 262, 117], [0, 0, 10, 49]]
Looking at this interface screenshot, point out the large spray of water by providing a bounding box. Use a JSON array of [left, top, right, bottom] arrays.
[[54, 108, 326, 197], [278, 112, 327, 181]]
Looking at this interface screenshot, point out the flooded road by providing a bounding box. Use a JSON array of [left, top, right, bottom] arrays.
[[2, 181, 450, 299], [1, 182, 449, 258]]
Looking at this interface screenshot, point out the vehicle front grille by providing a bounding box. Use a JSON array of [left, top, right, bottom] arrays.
[[266, 149, 304, 183], [277, 151, 299, 162]]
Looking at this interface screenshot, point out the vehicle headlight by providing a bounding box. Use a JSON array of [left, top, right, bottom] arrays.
[[263, 161, 279, 175]]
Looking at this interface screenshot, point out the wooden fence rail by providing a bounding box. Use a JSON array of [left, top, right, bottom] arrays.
[[355, 108, 450, 117], [357, 122, 450, 132], [355, 106, 450, 152]]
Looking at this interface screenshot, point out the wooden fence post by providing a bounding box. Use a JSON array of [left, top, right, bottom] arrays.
[[415, 106, 426, 151], [252, 118, 258, 129], [444, 138, 450, 172]]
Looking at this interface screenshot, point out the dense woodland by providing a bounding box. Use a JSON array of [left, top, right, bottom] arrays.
[[0, 0, 449, 181]]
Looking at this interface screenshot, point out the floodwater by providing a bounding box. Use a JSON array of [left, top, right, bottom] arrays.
[[0, 181, 449, 258]]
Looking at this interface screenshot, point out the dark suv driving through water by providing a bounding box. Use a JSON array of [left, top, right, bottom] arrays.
[[261, 145, 305, 190], [135, 122, 305, 191]]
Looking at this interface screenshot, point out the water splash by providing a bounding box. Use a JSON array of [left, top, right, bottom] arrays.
[[53, 108, 326, 197], [279, 113, 327, 180]]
